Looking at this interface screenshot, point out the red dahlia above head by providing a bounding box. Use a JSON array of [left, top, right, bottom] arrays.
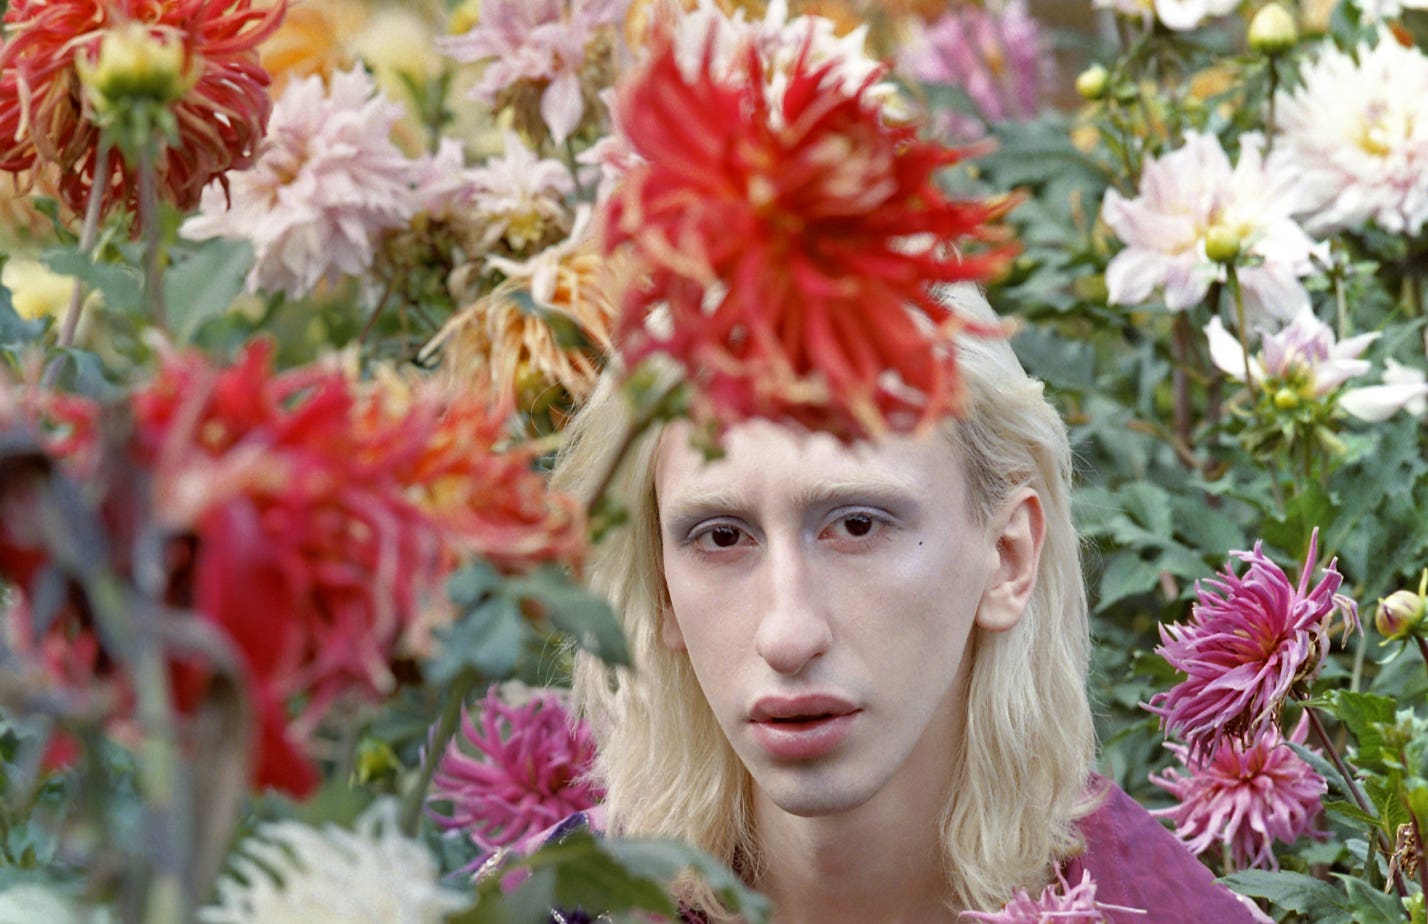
[[0, 0, 284, 224], [602, 26, 1016, 440]]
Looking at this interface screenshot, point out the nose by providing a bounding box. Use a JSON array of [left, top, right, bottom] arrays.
[[754, 539, 832, 675]]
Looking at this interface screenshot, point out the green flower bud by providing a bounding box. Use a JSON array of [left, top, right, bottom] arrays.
[[79, 23, 191, 112], [1248, 4, 1298, 56], [1203, 224, 1242, 265], [1075, 64, 1110, 101], [1273, 387, 1299, 410], [1378, 589, 1427, 641]]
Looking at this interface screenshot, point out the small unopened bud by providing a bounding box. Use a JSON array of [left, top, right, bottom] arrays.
[[80, 23, 191, 111], [1248, 4, 1298, 56], [1203, 225, 1242, 265], [1377, 589, 1427, 641], [1076, 64, 1110, 101], [1273, 387, 1299, 410]]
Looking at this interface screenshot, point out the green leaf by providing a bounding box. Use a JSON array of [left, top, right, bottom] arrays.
[[1309, 691, 1398, 772], [507, 566, 630, 668], [41, 247, 143, 316], [1094, 551, 1163, 612], [0, 284, 47, 349], [447, 560, 503, 608], [163, 237, 253, 343], [429, 593, 530, 684], [1337, 874, 1406, 924], [1220, 869, 1351, 922]]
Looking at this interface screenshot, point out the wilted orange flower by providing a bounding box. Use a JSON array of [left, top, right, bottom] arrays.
[[427, 246, 618, 418], [604, 26, 1014, 439], [0, 0, 285, 223]]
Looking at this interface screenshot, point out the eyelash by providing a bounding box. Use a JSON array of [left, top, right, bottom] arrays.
[[683, 509, 892, 554]]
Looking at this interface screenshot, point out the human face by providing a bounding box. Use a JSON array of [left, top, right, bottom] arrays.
[[655, 420, 1040, 819]]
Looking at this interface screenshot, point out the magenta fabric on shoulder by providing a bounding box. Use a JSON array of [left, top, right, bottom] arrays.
[[1065, 774, 1270, 923]]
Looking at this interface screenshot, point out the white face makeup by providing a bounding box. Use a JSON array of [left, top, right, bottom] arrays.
[[655, 419, 1038, 819]]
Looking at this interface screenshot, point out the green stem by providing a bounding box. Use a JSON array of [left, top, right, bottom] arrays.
[[401, 668, 480, 836], [1304, 705, 1410, 898], [42, 153, 112, 387], [136, 140, 165, 332], [1263, 59, 1279, 158], [1227, 265, 1255, 394], [1169, 313, 1195, 467], [583, 376, 685, 521]]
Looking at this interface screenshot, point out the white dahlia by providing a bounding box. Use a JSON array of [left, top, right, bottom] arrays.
[[1274, 36, 1428, 235], [201, 800, 466, 924]]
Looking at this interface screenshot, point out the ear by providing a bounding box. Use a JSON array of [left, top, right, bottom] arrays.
[[659, 605, 688, 652], [975, 487, 1045, 633]]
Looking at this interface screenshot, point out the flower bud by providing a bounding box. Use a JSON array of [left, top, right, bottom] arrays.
[[1248, 4, 1298, 56], [80, 23, 191, 111], [1273, 387, 1299, 410], [1076, 64, 1110, 101], [1203, 224, 1242, 264], [1377, 589, 1427, 641]]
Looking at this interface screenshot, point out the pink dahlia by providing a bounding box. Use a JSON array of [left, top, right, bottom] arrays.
[[429, 687, 602, 855], [1147, 530, 1359, 763], [960, 869, 1145, 922], [1151, 715, 1327, 871], [604, 23, 1013, 440], [439, 0, 624, 145], [0, 0, 284, 223], [181, 67, 418, 300], [898, 0, 1048, 137]]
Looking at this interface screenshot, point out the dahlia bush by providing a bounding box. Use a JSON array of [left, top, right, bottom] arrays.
[[4, 1, 1428, 923]]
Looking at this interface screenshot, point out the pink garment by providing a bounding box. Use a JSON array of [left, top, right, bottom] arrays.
[[1067, 775, 1270, 922]]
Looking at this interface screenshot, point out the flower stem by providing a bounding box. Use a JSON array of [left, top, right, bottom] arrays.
[[136, 140, 166, 333], [1414, 636, 1428, 681], [42, 155, 113, 388], [1263, 59, 1279, 158], [401, 667, 479, 836], [584, 375, 685, 521], [1226, 265, 1255, 394], [1304, 705, 1410, 898]]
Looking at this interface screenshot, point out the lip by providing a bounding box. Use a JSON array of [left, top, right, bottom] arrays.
[[749, 695, 860, 761]]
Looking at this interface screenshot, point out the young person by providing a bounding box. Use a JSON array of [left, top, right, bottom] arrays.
[[551, 284, 1264, 922]]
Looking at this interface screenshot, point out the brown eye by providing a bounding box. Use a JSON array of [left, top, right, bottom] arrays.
[[843, 514, 874, 537], [710, 525, 742, 547]]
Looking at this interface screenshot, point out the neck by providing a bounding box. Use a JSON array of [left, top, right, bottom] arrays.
[[751, 792, 957, 924]]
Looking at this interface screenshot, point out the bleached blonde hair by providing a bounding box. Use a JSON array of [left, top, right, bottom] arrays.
[[550, 284, 1096, 916]]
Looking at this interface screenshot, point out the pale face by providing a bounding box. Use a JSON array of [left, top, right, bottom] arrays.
[[655, 420, 1042, 819]]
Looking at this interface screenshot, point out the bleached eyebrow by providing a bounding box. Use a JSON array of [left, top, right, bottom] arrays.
[[659, 476, 921, 536]]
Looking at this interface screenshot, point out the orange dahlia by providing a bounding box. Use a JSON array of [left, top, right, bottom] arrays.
[[0, 0, 285, 223], [603, 25, 1014, 439]]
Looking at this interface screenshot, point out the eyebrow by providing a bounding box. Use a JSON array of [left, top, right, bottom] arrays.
[[659, 476, 923, 536]]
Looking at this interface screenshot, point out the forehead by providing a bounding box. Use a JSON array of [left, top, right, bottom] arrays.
[[653, 419, 969, 508]]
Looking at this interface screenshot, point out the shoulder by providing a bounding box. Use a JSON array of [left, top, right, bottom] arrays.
[[1066, 775, 1271, 923]]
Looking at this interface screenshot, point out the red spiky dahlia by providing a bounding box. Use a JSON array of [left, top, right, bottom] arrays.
[[603, 26, 1015, 439], [0, 0, 284, 223]]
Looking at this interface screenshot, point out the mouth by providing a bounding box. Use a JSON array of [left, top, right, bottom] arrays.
[[748, 696, 860, 761]]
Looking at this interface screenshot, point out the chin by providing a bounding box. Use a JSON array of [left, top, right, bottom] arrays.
[[755, 768, 882, 817]]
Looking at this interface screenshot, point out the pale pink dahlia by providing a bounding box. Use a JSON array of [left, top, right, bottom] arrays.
[[898, 0, 1048, 134], [1274, 37, 1428, 235], [440, 0, 625, 144], [1102, 132, 1324, 321], [428, 687, 602, 855], [467, 131, 577, 253], [960, 869, 1145, 922], [180, 67, 418, 299], [1151, 715, 1327, 871], [1147, 531, 1359, 763]]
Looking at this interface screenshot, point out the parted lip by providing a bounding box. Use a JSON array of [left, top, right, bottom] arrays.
[[749, 694, 859, 723]]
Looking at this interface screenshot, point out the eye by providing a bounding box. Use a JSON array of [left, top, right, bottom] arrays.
[[689, 521, 754, 553], [820, 510, 890, 545]]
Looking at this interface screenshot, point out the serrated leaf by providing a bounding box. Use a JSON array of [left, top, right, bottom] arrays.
[[1095, 551, 1163, 612], [1220, 869, 1351, 922], [1337, 874, 1406, 924]]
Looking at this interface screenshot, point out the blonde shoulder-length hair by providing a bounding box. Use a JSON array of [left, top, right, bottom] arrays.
[[550, 284, 1096, 916]]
